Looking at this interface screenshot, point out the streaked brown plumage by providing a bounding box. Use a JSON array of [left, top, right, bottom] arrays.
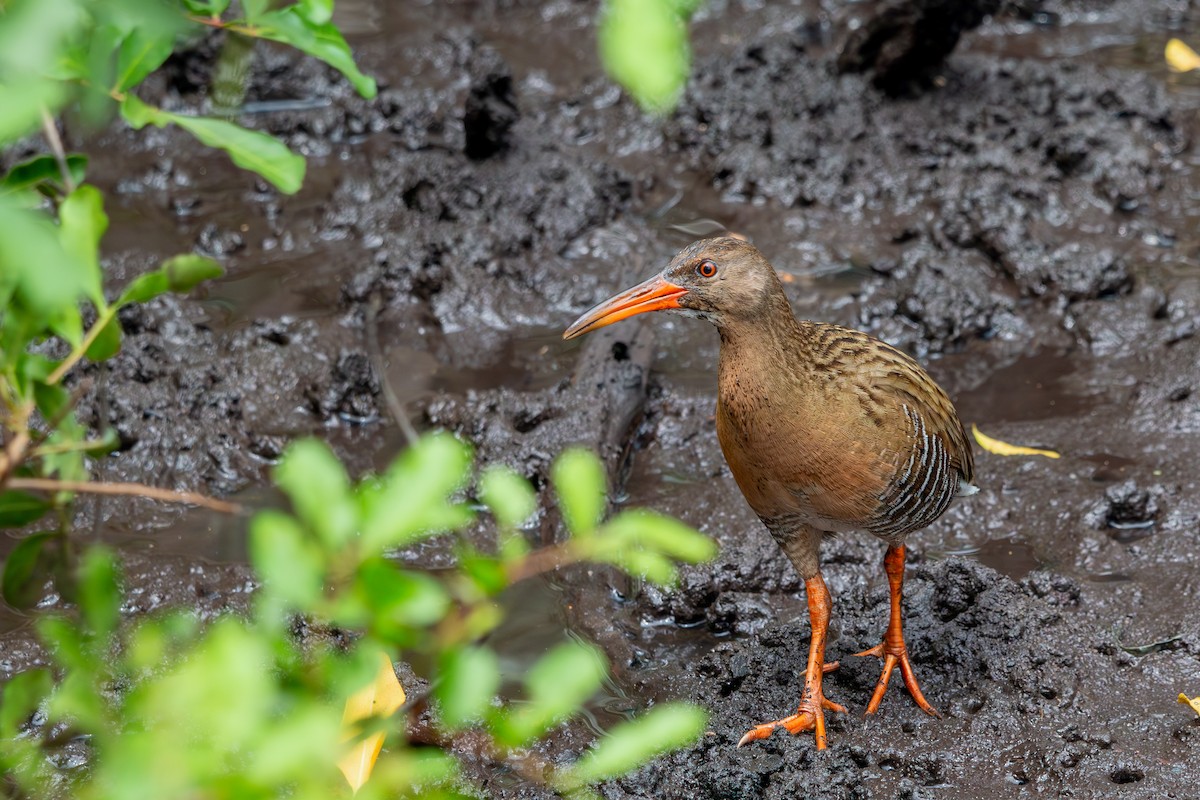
[[564, 237, 976, 749]]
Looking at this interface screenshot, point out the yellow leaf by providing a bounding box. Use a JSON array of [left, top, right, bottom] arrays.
[[971, 424, 1060, 459], [1165, 38, 1200, 73], [1180, 693, 1200, 717], [338, 650, 407, 794]]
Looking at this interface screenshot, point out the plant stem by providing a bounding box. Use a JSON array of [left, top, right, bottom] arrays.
[[366, 292, 418, 446], [0, 401, 34, 487], [7, 477, 242, 514], [30, 437, 114, 457], [504, 541, 579, 584], [40, 107, 75, 194], [45, 306, 117, 386]]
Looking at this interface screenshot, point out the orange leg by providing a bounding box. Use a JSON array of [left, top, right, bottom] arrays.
[[738, 573, 847, 749], [854, 544, 940, 718]]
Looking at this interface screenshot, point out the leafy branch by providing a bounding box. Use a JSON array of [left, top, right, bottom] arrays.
[[1, 435, 716, 798], [1, 0, 382, 600]]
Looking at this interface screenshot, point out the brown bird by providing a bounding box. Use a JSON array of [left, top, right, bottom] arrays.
[[563, 237, 976, 749]]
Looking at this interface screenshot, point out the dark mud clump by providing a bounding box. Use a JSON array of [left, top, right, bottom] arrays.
[[837, 0, 1003, 94], [601, 558, 1174, 799]]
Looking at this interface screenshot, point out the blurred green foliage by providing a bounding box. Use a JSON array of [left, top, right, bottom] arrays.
[[1, 438, 714, 797], [0, 0, 379, 609], [598, 0, 702, 113], [2, 3, 717, 795], [0, 0, 375, 192]]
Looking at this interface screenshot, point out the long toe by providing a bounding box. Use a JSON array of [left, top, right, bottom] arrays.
[[857, 644, 939, 717], [897, 650, 941, 718], [737, 690, 845, 749], [737, 711, 815, 747]]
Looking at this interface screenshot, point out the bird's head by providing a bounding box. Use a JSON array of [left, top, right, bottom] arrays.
[[563, 237, 783, 340]]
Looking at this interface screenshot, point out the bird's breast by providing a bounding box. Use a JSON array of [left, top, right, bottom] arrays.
[[715, 378, 891, 534]]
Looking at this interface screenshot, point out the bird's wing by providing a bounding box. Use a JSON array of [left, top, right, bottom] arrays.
[[851, 337, 974, 486]]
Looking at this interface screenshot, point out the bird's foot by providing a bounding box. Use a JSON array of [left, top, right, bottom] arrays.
[[853, 642, 940, 718], [737, 665, 845, 750]]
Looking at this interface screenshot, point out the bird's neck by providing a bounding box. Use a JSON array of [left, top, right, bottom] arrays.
[[715, 290, 810, 379]]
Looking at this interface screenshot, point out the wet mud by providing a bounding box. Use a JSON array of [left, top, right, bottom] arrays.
[[3, 0, 1200, 797]]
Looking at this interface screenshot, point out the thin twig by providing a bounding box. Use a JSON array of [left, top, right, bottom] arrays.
[[504, 541, 579, 584], [0, 381, 88, 485], [91, 363, 112, 539], [45, 307, 117, 386], [0, 402, 35, 488], [39, 107, 75, 194], [365, 292, 419, 447], [30, 437, 114, 458], [8, 478, 243, 514]]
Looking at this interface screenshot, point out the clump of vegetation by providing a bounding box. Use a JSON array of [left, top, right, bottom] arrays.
[[1, 0, 378, 565], [2, 438, 715, 797], [1, 2, 717, 795]]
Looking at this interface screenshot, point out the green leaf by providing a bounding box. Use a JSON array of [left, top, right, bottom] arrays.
[[0, 83, 67, 145], [0, 198, 88, 317], [602, 509, 716, 563], [2, 532, 64, 610], [567, 703, 707, 785], [46, 302, 84, 348], [31, 380, 69, 424], [273, 438, 357, 549], [355, 558, 450, 633], [599, 0, 692, 113], [0, 668, 52, 739], [127, 612, 199, 673], [435, 645, 500, 730], [49, 671, 108, 732], [78, 547, 121, 641], [0, 0, 81, 142], [183, 0, 233, 13], [37, 615, 90, 673], [0, 154, 88, 197], [552, 448, 607, 537], [41, 412, 88, 485], [248, 703, 343, 785], [0, 491, 50, 527], [118, 253, 223, 305], [114, 26, 177, 91], [480, 466, 536, 530], [297, 0, 333, 25], [459, 551, 508, 596], [116, 92, 159, 127], [120, 95, 306, 194], [174, 115, 307, 194], [492, 640, 607, 746], [0, 0, 85, 75], [597, 547, 678, 585], [129, 619, 273, 750], [249, 510, 326, 611], [251, 8, 377, 99], [85, 313, 123, 361], [240, 0, 272, 20], [58, 185, 108, 307], [358, 433, 474, 553]]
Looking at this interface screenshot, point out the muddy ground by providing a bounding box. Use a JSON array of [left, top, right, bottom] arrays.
[[3, 0, 1200, 797]]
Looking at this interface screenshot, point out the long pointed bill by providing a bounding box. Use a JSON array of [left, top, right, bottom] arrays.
[[562, 274, 687, 340]]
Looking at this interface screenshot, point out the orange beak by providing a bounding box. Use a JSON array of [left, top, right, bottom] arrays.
[[562, 274, 688, 340]]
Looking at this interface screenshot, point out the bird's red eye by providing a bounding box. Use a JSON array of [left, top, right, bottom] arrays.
[[697, 260, 717, 278]]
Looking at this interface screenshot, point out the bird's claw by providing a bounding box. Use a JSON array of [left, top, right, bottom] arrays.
[[854, 642, 940, 718], [737, 686, 847, 749]]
